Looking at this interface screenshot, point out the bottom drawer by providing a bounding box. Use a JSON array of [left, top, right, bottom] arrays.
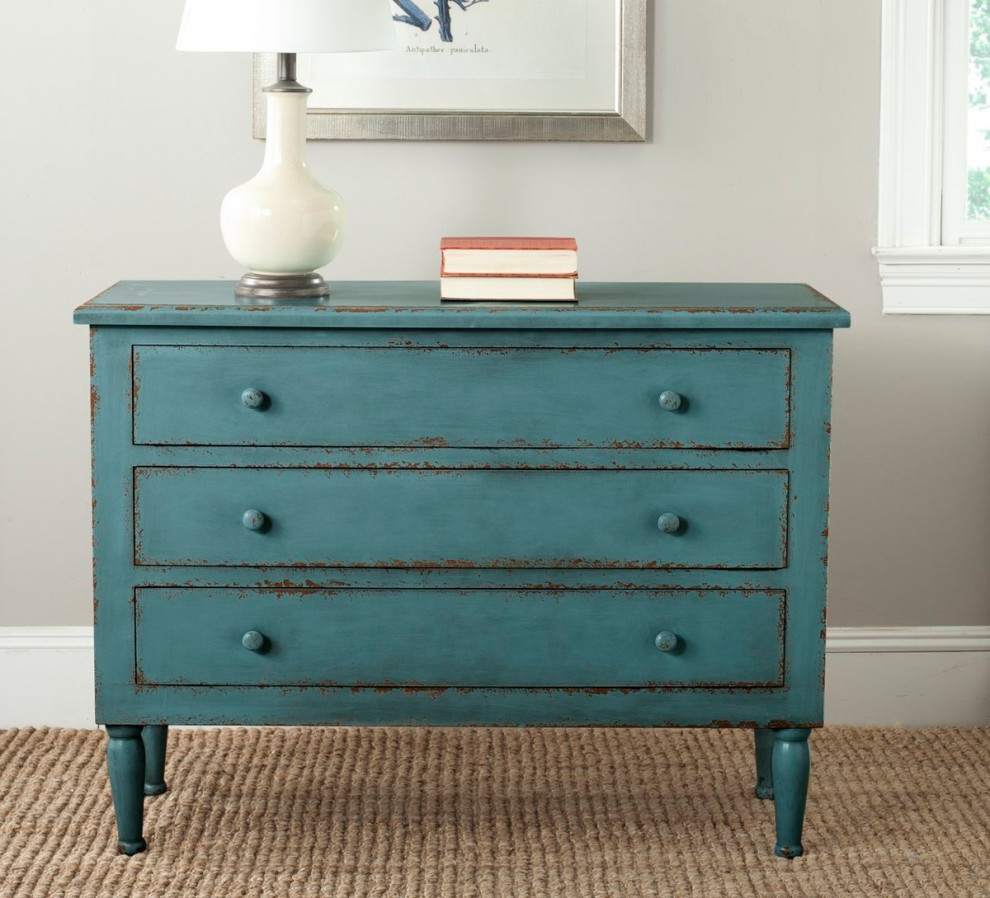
[[135, 588, 785, 689]]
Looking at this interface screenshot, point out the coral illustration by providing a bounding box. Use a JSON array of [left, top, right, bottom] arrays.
[[393, 0, 489, 43]]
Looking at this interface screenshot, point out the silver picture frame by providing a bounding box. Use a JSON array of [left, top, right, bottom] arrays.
[[253, 0, 647, 141]]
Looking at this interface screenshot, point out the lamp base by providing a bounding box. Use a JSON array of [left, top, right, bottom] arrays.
[[234, 272, 330, 300]]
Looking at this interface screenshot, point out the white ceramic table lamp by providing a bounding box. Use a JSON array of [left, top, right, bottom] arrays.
[[177, 0, 395, 298]]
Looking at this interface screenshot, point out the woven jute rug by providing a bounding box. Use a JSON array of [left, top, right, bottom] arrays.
[[0, 726, 987, 897]]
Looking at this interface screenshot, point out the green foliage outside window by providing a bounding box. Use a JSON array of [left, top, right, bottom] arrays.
[[969, 0, 990, 217]]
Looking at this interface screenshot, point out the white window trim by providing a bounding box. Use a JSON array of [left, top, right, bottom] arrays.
[[876, 0, 990, 313]]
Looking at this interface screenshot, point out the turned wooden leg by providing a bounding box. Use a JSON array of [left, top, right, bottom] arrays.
[[142, 725, 169, 796], [754, 727, 775, 800], [771, 727, 811, 859], [106, 725, 147, 855]]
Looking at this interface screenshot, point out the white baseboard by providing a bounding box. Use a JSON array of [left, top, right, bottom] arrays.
[[824, 626, 990, 726], [1, 626, 988, 728], [0, 628, 97, 729]]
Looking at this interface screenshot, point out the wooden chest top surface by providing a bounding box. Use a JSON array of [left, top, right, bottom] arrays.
[[75, 281, 851, 330]]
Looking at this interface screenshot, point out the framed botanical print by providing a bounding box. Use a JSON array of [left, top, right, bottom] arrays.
[[253, 0, 647, 141]]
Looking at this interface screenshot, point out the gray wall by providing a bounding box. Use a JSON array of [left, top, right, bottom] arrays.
[[2, 1, 987, 628]]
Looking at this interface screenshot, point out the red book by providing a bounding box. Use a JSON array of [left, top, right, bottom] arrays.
[[440, 237, 578, 277]]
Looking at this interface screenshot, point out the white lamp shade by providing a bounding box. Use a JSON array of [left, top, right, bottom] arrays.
[[177, 0, 396, 53]]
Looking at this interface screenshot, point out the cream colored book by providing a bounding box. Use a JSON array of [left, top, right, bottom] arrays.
[[440, 276, 577, 301]]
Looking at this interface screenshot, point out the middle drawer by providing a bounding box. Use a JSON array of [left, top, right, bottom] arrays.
[[134, 467, 788, 569]]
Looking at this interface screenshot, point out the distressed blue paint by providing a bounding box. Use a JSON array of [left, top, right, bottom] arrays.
[[240, 387, 265, 409], [241, 630, 266, 653], [141, 724, 168, 796], [772, 728, 812, 858], [96, 685, 822, 728], [754, 727, 775, 799], [132, 345, 791, 450], [105, 725, 147, 854], [134, 467, 789, 569], [653, 630, 680, 653], [74, 281, 852, 329], [136, 588, 784, 688], [240, 509, 266, 532], [78, 281, 847, 856]]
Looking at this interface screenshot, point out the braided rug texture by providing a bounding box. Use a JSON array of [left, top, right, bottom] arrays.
[[0, 726, 987, 897]]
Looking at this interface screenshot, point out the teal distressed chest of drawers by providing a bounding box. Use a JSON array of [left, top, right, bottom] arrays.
[[74, 281, 849, 858]]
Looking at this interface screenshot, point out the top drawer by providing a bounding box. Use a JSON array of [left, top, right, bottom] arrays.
[[132, 345, 790, 449]]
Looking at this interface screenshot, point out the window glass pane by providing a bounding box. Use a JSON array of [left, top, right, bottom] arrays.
[[968, 0, 990, 219]]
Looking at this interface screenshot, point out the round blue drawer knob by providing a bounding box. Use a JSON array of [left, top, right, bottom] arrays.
[[242, 509, 267, 531], [241, 388, 266, 409], [657, 513, 681, 534], [655, 631, 679, 653], [658, 390, 682, 411], [242, 630, 266, 652]]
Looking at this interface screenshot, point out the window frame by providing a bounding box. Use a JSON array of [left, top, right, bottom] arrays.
[[876, 0, 990, 313]]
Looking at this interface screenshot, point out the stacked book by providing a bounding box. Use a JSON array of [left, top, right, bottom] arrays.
[[440, 237, 578, 301]]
